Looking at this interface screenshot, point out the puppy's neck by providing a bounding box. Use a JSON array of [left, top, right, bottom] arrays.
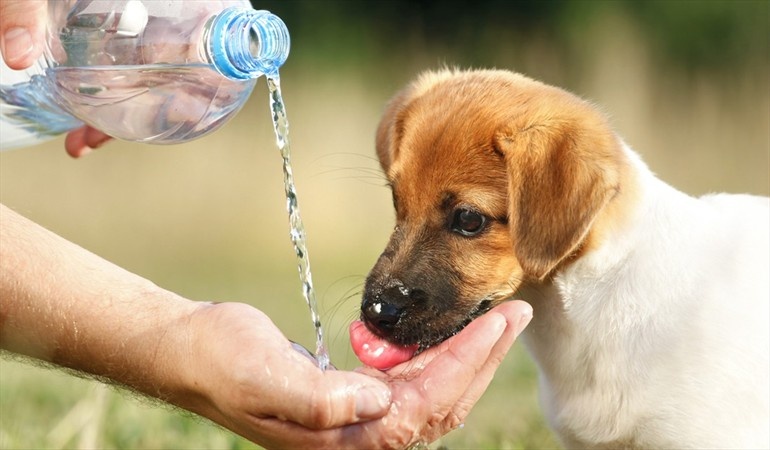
[[562, 142, 696, 279], [522, 141, 701, 319]]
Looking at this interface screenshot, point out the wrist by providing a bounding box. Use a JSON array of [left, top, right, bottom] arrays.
[[61, 284, 203, 404], [113, 289, 209, 408], [151, 299, 217, 415]]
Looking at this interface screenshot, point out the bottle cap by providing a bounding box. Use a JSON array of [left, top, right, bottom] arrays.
[[209, 7, 290, 80]]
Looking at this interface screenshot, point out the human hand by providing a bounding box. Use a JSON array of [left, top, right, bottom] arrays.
[[345, 300, 533, 449], [179, 300, 531, 449], [0, 0, 112, 157], [176, 302, 392, 447]]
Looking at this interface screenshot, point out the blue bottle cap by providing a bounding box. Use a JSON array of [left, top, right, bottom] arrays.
[[209, 7, 290, 80]]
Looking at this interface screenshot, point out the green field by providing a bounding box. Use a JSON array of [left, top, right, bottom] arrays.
[[1, 2, 767, 448]]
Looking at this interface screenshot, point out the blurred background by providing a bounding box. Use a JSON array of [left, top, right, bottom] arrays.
[[1, 0, 767, 448]]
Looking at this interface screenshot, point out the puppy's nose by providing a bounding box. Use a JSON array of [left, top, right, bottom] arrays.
[[363, 299, 404, 335], [361, 283, 421, 337]]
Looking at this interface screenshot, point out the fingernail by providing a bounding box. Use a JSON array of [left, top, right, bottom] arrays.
[[355, 384, 391, 419], [515, 308, 533, 339], [68, 147, 93, 158], [3, 27, 34, 64]]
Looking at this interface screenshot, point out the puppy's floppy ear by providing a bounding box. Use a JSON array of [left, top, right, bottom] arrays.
[[496, 115, 622, 280]]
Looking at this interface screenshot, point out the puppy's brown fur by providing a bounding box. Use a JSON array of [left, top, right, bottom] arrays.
[[363, 68, 636, 348]]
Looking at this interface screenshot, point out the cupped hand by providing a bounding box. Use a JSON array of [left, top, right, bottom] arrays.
[[179, 302, 393, 448], [180, 301, 531, 449], [0, 0, 112, 157], [344, 300, 532, 449]]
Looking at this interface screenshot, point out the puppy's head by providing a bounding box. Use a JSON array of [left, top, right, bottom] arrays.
[[361, 68, 627, 351]]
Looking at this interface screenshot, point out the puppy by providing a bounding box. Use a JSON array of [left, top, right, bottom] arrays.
[[350, 68, 770, 448]]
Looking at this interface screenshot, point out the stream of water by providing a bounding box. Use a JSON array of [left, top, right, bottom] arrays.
[[267, 76, 330, 371]]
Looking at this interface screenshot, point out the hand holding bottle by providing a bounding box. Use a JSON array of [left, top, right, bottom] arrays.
[[0, 0, 111, 157], [1, 1, 288, 154]]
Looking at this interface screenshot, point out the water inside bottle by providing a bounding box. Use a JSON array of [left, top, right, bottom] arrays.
[[49, 65, 255, 143], [267, 75, 330, 371], [1, 64, 256, 147]]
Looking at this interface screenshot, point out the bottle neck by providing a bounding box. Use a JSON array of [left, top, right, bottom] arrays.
[[205, 7, 290, 80]]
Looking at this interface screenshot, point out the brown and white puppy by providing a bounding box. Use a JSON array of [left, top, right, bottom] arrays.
[[352, 68, 770, 448]]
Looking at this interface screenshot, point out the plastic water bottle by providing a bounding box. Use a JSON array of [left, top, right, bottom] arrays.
[[0, 0, 289, 150]]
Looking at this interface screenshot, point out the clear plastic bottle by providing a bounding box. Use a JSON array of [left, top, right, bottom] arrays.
[[0, 0, 289, 150]]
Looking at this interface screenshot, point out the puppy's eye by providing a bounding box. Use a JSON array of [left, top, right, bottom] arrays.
[[451, 208, 487, 236]]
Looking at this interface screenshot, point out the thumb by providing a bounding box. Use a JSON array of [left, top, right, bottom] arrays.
[[0, 0, 47, 69], [272, 368, 392, 429]]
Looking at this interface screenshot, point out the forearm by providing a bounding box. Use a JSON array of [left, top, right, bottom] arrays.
[[0, 204, 199, 402]]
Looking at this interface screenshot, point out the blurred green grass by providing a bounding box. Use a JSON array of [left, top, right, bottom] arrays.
[[1, 2, 768, 449]]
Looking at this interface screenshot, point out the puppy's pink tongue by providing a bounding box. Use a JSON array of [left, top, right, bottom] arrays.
[[349, 320, 418, 370]]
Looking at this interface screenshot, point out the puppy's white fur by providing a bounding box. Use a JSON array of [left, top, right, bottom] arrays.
[[521, 144, 770, 448]]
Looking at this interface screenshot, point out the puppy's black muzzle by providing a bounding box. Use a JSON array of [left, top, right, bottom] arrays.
[[362, 283, 427, 338]]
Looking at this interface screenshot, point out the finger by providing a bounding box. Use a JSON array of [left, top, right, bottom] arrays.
[[235, 414, 359, 450], [437, 301, 533, 422], [259, 360, 393, 430], [482, 301, 532, 361], [84, 127, 112, 149], [64, 128, 89, 158], [0, 0, 46, 69], [409, 306, 510, 416], [243, 407, 417, 450], [64, 127, 111, 158]]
